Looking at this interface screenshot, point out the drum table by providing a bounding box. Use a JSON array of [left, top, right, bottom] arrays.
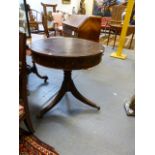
[[30, 37, 104, 118]]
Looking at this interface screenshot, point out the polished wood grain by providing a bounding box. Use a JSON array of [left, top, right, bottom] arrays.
[[30, 37, 104, 118], [63, 15, 89, 28], [63, 15, 101, 42], [30, 37, 103, 70]]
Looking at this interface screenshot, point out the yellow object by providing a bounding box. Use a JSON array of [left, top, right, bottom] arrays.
[[111, 52, 127, 59], [111, 0, 135, 60]]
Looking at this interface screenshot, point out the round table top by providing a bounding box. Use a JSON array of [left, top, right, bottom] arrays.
[[30, 37, 104, 70], [30, 37, 104, 57]]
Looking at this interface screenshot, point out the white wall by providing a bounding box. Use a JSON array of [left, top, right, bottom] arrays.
[[85, 0, 93, 15]]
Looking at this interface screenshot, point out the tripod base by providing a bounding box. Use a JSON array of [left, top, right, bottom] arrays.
[[38, 70, 100, 118]]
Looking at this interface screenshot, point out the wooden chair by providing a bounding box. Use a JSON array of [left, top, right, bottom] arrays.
[[107, 24, 135, 49], [52, 11, 64, 36], [41, 3, 58, 37], [101, 17, 111, 36], [28, 9, 43, 33], [107, 4, 135, 49], [27, 4, 44, 34], [109, 5, 126, 24], [19, 32, 34, 133]]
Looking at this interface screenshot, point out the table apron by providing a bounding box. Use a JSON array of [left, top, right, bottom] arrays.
[[32, 52, 103, 70]]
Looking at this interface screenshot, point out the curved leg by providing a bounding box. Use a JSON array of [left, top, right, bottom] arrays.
[[70, 82, 100, 110], [31, 61, 48, 83], [38, 70, 100, 118], [38, 89, 65, 118], [65, 71, 100, 110]]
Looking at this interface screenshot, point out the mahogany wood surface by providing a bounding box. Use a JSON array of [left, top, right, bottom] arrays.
[[30, 37, 104, 70], [63, 15, 101, 42], [29, 37, 104, 118]]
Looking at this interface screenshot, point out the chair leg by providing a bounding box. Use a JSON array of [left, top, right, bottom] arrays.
[[113, 32, 117, 49], [59, 30, 63, 36], [47, 33, 49, 38], [129, 32, 135, 49], [107, 29, 111, 46], [30, 61, 48, 83], [24, 116, 34, 133], [44, 27, 49, 38], [54, 30, 57, 36], [104, 27, 107, 36]]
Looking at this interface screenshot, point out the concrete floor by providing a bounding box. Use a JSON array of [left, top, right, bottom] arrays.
[[27, 46, 135, 155]]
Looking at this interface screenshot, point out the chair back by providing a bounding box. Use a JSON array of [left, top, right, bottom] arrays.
[[28, 9, 42, 31], [41, 3, 57, 37], [110, 5, 126, 24], [52, 12, 63, 27], [41, 3, 57, 15], [101, 17, 111, 27]]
